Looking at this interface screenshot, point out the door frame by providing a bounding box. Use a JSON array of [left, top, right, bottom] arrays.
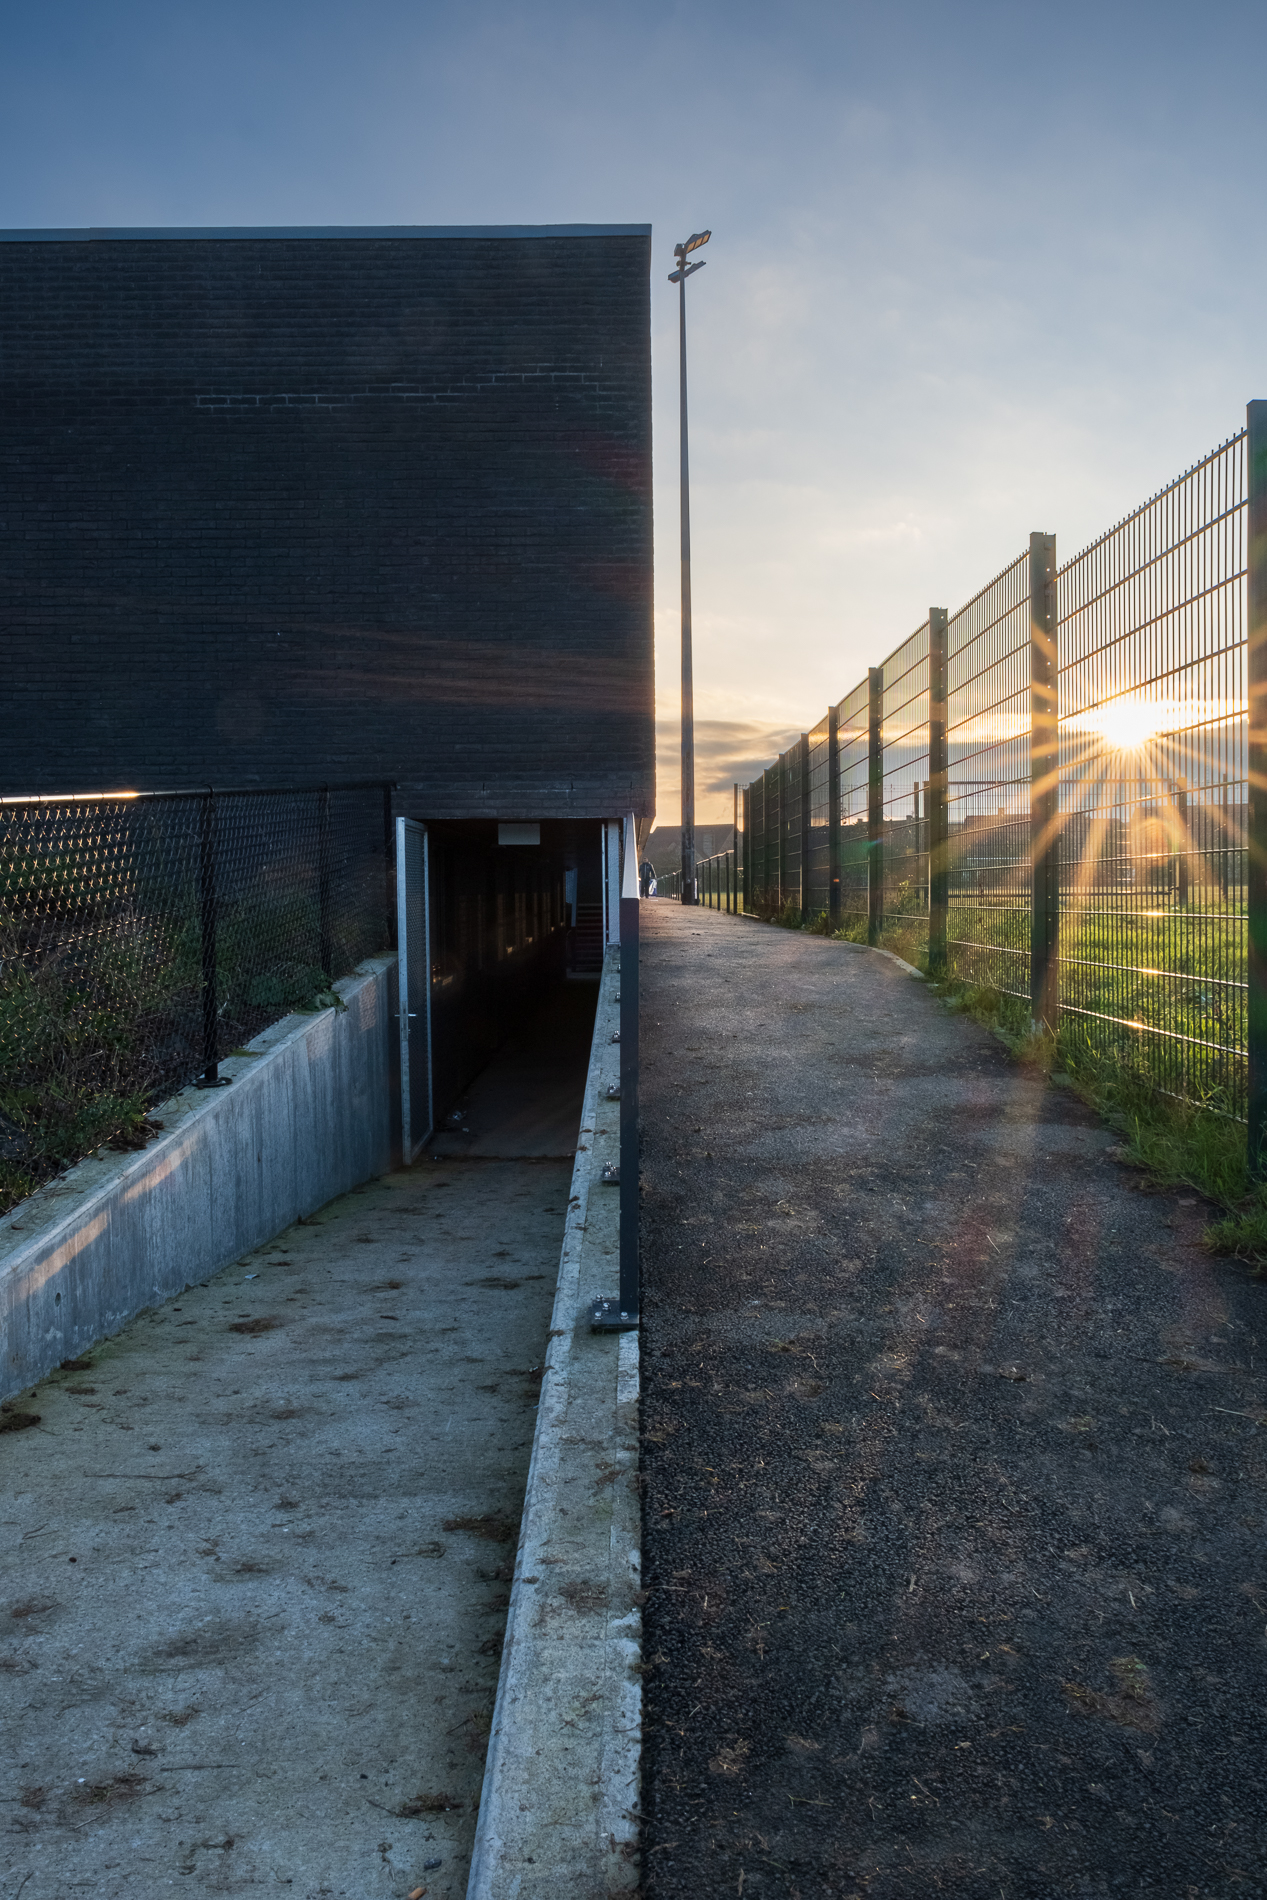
[[395, 817, 433, 1163]]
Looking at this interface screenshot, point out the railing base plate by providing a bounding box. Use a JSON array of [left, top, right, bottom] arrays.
[[590, 1297, 639, 1333]]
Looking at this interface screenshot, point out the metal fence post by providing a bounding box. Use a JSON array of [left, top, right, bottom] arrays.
[[799, 733, 811, 918], [828, 703, 841, 931], [1248, 400, 1267, 1170], [767, 765, 776, 908], [753, 777, 762, 909], [753, 777, 762, 907], [731, 782, 738, 913], [1029, 530, 1060, 1032], [383, 783, 397, 949], [742, 784, 751, 912], [195, 790, 228, 1089], [928, 612, 949, 977], [318, 785, 334, 979], [867, 667, 883, 944]]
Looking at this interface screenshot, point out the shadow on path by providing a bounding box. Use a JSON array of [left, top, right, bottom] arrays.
[[640, 901, 1267, 1900]]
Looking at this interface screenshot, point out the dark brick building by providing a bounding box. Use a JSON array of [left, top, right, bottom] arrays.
[[0, 225, 654, 1117], [0, 223, 653, 819]]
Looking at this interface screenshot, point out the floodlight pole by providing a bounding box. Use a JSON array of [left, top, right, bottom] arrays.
[[678, 255, 696, 906], [672, 231, 710, 906]]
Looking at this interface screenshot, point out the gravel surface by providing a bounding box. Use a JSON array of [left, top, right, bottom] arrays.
[[639, 903, 1267, 1900]]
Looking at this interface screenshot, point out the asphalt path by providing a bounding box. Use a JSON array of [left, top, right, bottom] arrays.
[[639, 901, 1267, 1900]]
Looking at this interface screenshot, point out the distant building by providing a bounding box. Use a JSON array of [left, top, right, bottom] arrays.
[[646, 824, 734, 874]]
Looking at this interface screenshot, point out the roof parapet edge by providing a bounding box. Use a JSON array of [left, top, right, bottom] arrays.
[[0, 222, 652, 243]]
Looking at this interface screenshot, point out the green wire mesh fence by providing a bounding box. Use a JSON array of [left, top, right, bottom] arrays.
[[740, 415, 1254, 1120]]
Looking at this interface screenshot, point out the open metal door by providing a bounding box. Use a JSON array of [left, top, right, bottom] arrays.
[[396, 818, 433, 1163]]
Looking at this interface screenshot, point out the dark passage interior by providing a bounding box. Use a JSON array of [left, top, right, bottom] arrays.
[[425, 819, 606, 1126], [427, 975, 598, 1160]]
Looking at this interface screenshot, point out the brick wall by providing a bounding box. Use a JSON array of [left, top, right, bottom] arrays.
[[0, 228, 654, 820]]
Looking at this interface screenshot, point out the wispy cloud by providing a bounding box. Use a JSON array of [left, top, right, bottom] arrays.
[[3, 0, 1263, 840], [656, 717, 803, 823]]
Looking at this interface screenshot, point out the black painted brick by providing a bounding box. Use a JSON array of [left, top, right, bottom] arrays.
[[0, 233, 654, 818]]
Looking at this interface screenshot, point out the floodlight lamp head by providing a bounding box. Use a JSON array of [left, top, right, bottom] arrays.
[[684, 230, 711, 254]]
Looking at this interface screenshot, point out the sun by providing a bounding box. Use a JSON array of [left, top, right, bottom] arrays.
[[1080, 695, 1168, 754]]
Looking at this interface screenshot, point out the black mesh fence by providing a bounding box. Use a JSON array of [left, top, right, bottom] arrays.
[[880, 624, 931, 937], [738, 411, 1257, 1122], [945, 549, 1033, 995], [807, 715, 831, 916], [1, 784, 392, 1210], [838, 679, 870, 929]]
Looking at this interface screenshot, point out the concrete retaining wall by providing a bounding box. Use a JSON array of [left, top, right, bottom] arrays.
[[0, 954, 397, 1402]]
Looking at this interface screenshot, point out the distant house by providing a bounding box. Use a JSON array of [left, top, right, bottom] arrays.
[[647, 825, 734, 874]]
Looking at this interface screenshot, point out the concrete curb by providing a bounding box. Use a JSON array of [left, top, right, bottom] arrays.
[[838, 938, 926, 979], [0, 956, 396, 1401], [467, 946, 640, 1899]]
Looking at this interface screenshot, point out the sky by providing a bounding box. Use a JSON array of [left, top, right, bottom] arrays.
[[3, 0, 1265, 823]]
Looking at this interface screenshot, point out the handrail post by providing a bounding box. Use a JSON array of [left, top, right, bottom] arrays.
[[1247, 400, 1267, 1171], [1029, 531, 1060, 1032], [928, 613, 949, 978], [619, 844, 639, 1319], [867, 668, 883, 945], [593, 814, 641, 1329]]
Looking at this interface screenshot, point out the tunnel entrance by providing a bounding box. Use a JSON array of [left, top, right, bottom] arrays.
[[398, 817, 612, 1154]]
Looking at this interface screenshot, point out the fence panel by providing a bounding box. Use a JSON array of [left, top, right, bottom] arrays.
[[837, 680, 871, 928], [781, 748, 801, 913], [879, 622, 931, 942], [765, 762, 782, 911], [738, 409, 1253, 1123], [807, 715, 831, 918], [945, 551, 1033, 997], [1057, 430, 1248, 1111], [0, 785, 390, 1210]]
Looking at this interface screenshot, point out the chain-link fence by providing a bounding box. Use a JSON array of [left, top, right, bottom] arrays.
[[739, 407, 1261, 1124], [1, 784, 393, 1211]]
